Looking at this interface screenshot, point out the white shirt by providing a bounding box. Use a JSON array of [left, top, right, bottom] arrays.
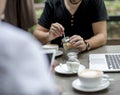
[[0, 22, 58, 95]]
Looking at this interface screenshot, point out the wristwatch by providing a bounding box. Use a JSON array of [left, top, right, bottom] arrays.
[[84, 41, 91, 51]]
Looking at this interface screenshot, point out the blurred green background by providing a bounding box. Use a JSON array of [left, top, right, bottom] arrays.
[[34, 0, 44, 3]]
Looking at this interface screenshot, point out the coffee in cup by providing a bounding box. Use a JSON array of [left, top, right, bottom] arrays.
[[78, 69, 109, 88], [62, 37, 80, 53], [62, 37, 73, 51]]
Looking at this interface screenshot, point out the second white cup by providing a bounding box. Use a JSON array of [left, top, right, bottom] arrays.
[[78, 69, 109, 88]]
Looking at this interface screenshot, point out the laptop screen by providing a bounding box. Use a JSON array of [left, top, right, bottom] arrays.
[[46, 52, 54, 65], [44, 50, 56, 66]]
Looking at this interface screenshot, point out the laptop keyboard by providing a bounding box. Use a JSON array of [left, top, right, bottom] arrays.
[[105, 55, 120, 69]]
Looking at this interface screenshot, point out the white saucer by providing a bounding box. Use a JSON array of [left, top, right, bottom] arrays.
[[55, 50, 63, 57], [72, 79, 110, 92], [55, 64, 85, 75]]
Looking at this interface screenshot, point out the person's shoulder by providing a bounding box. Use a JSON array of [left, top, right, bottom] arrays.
[[0, 21, 26, 33], [0, 21, 41, 47], [85, 0, 104, 6], [0, 22, 32, 37]]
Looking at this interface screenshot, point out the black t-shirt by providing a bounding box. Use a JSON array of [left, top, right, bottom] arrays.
[[38, 0, 109, 47]]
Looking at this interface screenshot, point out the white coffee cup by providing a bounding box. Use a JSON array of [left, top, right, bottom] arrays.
[[78, 69, 109, 88], [42, 44, 59, 53], [66, 52, 80, 72], [66, 61, 80, 72]]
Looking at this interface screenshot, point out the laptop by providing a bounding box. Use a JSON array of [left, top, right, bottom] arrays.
[[44, 49, 56, 66], [89, 53, 120, 72]]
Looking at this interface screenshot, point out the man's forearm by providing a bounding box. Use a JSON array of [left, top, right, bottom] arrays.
[[34, 30, 49, 45], [86, 34, 107, 49]]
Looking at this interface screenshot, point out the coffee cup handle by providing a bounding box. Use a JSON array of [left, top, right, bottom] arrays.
[[102, 74, 110, 82]]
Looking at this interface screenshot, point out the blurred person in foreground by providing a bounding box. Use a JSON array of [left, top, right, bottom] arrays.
[[0, 0, 58, 95], [4, 0, 37, 31], [34, 0, 108, 52]]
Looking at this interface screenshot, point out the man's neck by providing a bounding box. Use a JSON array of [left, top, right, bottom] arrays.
[[65, 0, 82, 15]]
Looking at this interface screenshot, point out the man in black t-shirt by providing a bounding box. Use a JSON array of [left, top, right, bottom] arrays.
[[34, 0, 108, 52]]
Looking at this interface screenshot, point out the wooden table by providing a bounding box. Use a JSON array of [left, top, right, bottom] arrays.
[[54, 45, 120, 95]]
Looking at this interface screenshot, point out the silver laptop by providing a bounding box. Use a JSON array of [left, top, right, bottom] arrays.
[[89, 53, 120, 72]]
